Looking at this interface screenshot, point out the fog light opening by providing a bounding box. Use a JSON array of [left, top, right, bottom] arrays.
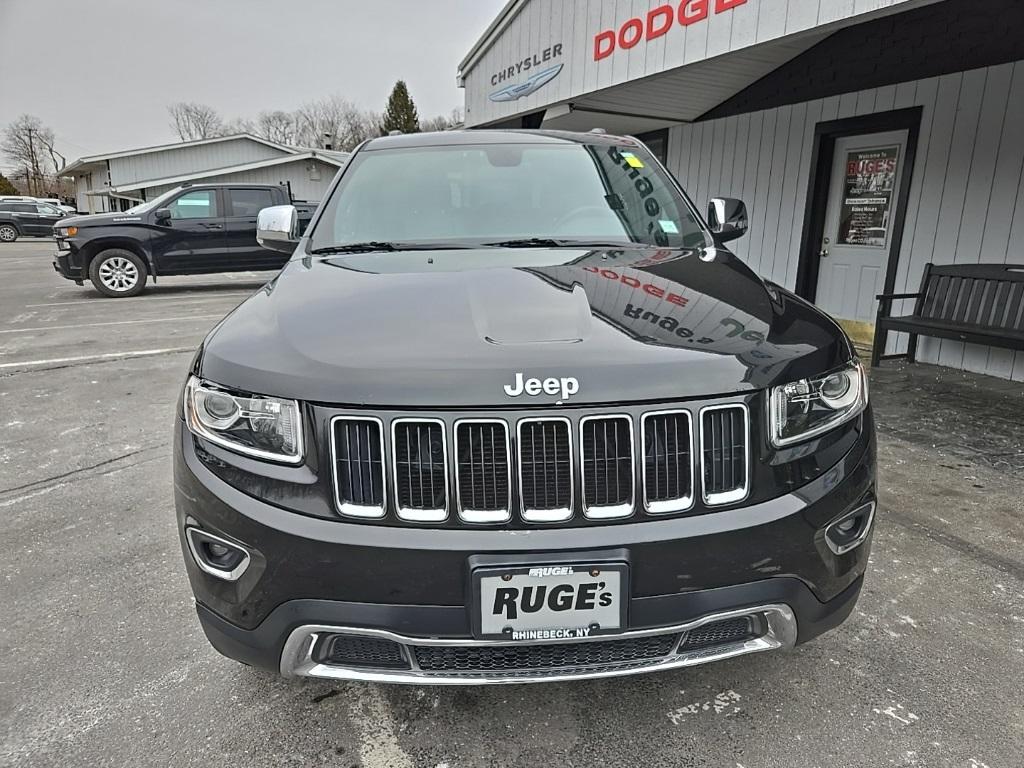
[[185, 527, 251, 581], [825, 501, 876, 556]]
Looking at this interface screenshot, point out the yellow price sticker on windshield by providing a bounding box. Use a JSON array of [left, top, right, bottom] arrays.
[[622, 152, 645, 168]]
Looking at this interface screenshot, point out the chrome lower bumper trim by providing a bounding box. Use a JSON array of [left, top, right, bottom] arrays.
[[279, 604, 797, 685]]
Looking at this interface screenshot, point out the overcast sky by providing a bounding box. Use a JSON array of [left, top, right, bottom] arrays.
[[0, 0, 505, 170]]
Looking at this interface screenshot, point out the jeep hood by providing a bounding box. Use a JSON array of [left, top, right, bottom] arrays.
[[198, 247, 852, 407]]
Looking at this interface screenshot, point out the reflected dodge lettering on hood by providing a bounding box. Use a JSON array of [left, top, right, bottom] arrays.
[[504, 372, 580, 402]]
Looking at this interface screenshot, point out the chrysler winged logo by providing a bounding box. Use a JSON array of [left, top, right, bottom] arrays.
[[489, 63, 563, 102], [503, 372, 580, 402]]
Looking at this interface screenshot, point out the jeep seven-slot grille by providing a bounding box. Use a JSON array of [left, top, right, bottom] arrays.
[[329, 403, 751, 525], [581, 416, 633, 517], [456, 421, 511, 522], [518, 419, 572, 520], [393, 420, 448, 520], [642, 411, 693, 513], [701, 406, 748, 503], [332, 418, 386, 517]]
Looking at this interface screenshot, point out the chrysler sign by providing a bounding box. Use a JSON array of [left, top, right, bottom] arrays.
[[489, 44, 565, 102], [594, 0, 749, 61]]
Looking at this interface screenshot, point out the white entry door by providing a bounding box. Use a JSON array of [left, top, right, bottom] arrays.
[[815, 130, 908, 323]]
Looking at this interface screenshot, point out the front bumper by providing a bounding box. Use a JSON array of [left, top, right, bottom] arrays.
[[52, 242, 84, 282], [174, 416, 875, 683]]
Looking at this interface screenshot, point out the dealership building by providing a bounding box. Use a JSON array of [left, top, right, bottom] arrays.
[[458, 0, 1024, 381]]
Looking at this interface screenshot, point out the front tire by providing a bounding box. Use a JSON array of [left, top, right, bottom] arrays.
[[89, 249, 146, 297], [0, 224, 18, 243]]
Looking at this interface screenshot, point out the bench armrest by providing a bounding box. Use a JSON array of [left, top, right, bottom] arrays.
[[876, 291, 921, 322], [875, 292, 921, 301]]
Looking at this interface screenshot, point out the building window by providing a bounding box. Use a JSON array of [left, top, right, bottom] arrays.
[[636, 129, 669, 165]]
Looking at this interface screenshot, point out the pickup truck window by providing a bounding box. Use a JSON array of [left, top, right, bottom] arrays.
[[311, 142, 708, 251], [169, 190, 218, 220], [228, 188, 275, 218]]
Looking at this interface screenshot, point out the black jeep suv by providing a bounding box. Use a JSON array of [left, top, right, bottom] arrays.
[[174, 130, 876, 684]]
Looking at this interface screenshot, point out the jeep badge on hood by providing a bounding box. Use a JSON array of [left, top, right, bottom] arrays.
[[503, 372, 580, 401]]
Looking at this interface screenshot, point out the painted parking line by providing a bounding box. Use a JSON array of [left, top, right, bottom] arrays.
[[25, 291, 257, 308], [0, 314, 224, 334], [0, 347, 194, 370]]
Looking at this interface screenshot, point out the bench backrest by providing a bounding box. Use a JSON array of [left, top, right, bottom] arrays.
[[916, 263, 1024, 331]]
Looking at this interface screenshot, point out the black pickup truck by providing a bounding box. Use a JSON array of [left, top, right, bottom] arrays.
[[52, 183, 315, 297]]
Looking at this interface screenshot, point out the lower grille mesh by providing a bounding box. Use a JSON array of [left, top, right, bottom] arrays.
[[313, 615, 765, 679], [321, 635, 409, 670], [414, 634, 679, 673], [680, 617, 754, 650]]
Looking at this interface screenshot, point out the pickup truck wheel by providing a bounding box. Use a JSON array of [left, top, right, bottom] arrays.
[[0, 224, 17, 243], [89, 249, 146, 297]]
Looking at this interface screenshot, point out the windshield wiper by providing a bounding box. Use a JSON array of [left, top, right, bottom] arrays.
[[482, 238, 640, 249], [309, 242, 400, 254], [309, 241, 475, 255]]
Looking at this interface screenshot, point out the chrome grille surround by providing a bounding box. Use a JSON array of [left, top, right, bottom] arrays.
[[391, 418, 449, 523], [516, 416, 574, 523], [330, 415, 387, 519], [280, 604, 797, 685], [640, 409, 695, 515], [579, 414, 635, 520], [326, 399, 752, 527], [699, 403, 751, 506], [454, 418, 512, 524]]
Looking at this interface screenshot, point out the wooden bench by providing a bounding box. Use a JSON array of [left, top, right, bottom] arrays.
[[872, 262, 1024, 366]]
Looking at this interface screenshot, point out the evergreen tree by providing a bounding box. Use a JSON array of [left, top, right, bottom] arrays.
[[380, 81, 420, 135], [0, 173, 17, 196]]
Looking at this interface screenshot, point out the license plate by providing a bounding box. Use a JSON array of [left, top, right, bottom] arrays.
[[474, 563, 627, 641]]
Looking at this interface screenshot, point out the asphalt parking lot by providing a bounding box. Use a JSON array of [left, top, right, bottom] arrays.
[[1, 239, 1022, 768]]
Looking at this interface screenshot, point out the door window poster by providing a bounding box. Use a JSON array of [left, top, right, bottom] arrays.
[[838, 146, 899, 247]]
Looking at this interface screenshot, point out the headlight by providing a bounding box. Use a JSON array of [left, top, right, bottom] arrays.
[[55, 226, 77, 237], [184, 376, 303, 463], [768, 361, 868, 447]]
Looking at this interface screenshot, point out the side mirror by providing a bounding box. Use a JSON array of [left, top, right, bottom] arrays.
[[707, 197, 748, 243], [257, 205, 299, 252], [155, 208, 171, 223]]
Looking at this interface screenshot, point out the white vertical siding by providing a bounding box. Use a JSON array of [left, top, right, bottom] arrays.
[[108, 138, 287, 187], [143, 159, 339, 204], [667, 61, 1024, 381], [461, 0, 933, 127]]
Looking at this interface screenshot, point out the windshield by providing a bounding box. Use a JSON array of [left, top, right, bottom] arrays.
[[310, 141, 708, 252], [124, 187, 181, 215]]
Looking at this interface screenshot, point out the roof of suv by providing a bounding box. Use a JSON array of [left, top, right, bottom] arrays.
[[362, 129, 641, 151]]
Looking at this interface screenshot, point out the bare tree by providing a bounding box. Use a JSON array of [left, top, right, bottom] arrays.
[[293, 96, 379, 151], [168, 102, 224, 141], [1, 114, 56, 195], [255, 111, 297, 145], [418, 107, 465, 134], [221, 117, 256, 136]]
